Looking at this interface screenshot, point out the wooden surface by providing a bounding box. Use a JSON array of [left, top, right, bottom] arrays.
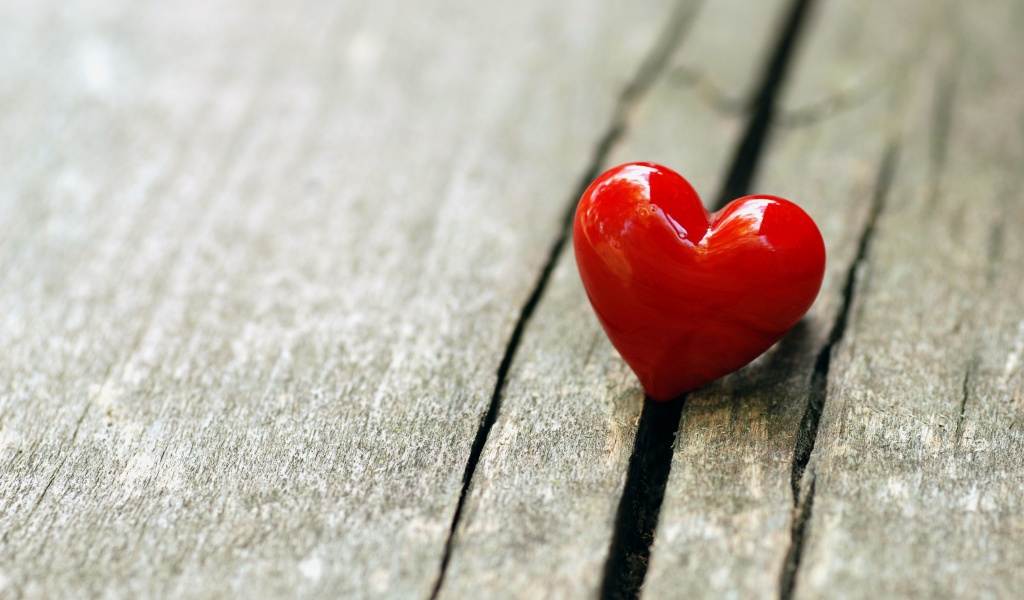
[[0, 0, 676, 597], [642, 0, 944, 597], [438, 1, 792, 598], [1, 0, 1023, 599], [792, 1, 1024, 597]]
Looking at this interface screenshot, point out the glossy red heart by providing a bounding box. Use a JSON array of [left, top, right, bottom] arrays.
[[573, 162, 825, 401]]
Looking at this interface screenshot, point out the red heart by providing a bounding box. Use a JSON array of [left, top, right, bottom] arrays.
[[573, 163, 825, 401]]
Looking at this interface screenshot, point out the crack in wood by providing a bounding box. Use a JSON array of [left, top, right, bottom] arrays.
[[26, 403, 91, 521], [715, 0, 817, 209], [600, 397, 684, 600], [954, 357, 975, 447], [781, 139, 900, 598], [601, 1, 819, 598], [428, 2, 702, 597], [779, 473, 816, 600]]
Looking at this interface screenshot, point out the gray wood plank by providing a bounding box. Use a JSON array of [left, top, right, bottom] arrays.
[[0, 0, 679, 597], [642, 1, 950, 598], [438, 1, 794, 598], [793, 1, 1024, 597]]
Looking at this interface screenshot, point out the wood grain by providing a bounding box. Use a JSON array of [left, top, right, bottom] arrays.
[[438, 1, 795, 598], [641, 1, 954, 598], [3, 0, 1023, 597], [0, 0, 678, 597], [793, 1, 1024, 597]]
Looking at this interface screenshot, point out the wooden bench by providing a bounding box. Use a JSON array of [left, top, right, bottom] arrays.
[[2, 0, 1022, 598]]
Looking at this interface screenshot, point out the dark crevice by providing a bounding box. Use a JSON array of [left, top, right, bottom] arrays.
[[790, 359, 827, 503], [954, 358, 974, 446], [562, 0, 704, 235], [779, 475, 816, 600], [782, 141, 899, 596], [789, 141, 897, 500], [715, 0, 817, 208], [617, 1, 704, 108], [428, 3, 700, 597], [601, 1, 819, 598], [600, 397, 685, 600]]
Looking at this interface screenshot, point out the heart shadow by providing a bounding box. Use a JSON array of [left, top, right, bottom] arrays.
[[684, 317, 821, 415]]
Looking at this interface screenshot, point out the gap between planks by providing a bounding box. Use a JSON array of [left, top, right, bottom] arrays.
[[600, 0, 819, 598], [779, 139, 900, 600], [428, 1, 702, 597], [426, 0, 895, 597]]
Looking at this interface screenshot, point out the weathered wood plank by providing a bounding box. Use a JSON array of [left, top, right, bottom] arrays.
[[438, 1, 794, 597], [641, 1, 950, 598], [793, 1, 1024, 597], [0, 0, 678, 597]]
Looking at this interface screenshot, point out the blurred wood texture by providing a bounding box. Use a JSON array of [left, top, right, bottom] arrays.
[[1, 0, 1022, 599]]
